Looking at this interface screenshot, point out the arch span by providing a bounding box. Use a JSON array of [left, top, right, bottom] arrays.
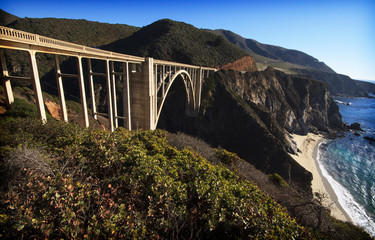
[[155, 69, 195, 128]]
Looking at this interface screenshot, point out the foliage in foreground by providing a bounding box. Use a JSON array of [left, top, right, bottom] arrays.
[[0, 118, 311, 239]]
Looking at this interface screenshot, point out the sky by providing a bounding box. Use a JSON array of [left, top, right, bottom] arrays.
[[1, 0, 375, 81]]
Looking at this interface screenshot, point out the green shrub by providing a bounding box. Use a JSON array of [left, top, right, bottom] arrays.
[[4, 98, 39, 119], [0, 119, 311, 239], [3, 98, 53, 121], [268, 173, 289, 188], [215, 148, 239, 165]]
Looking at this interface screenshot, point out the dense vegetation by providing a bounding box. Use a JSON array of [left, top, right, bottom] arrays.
[[7, 18, 139, 47], [103, 19, 249, 67], [0, 101, 313, 239]]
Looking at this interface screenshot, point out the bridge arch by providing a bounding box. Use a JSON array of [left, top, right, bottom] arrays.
[[155, 69, 195, 128]]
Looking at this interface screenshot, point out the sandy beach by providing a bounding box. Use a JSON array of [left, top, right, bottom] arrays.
[[290, 133, 351, 222]]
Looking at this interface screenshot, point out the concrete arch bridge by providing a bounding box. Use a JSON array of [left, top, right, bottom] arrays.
[[0, 26, 216, 131]]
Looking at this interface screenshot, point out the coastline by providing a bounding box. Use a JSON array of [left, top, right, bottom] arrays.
[[290, 133, 352, 222]]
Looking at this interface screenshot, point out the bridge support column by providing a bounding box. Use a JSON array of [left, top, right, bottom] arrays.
[[129, 58, 156, 130], [0, 50, 14, 106], [105, 59, 114, 132], [54, 55, 68, 122], [29, 50, 47, 123], [194, 67, 203, 112], [110, 62, 118, 129], [123, 62, 131, 130], [77, 56, 89, 128], [147, 58, 157, 130], [87, 59, 97, 120]]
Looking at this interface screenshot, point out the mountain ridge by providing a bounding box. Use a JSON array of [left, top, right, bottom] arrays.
[[0, 9, 19, 26], [208, 29, 335, 73], [210, 29, 375, 97], [102, 19, 251, 67]]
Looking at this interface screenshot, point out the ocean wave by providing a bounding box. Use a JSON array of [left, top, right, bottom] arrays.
[[335, 100, 352, 106], [317, 142, 375, 237]]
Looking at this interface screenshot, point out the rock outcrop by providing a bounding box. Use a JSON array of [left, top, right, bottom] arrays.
[[220, 56, 258, 72], [158, 68, 344, 193], [221, 67, 344, 135]]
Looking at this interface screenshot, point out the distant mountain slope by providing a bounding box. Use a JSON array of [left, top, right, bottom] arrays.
[[293, 68, 368, 97], [103, 19, 250, 67], [210, 29, 375, 97], [0, 9, 19, 26], [7, 17, 139, 47], [209, 29, 335, 73], [355, 80, 375, 95]]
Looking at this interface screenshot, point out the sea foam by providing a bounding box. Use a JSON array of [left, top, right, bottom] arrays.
[[317, 141, 375, 237]]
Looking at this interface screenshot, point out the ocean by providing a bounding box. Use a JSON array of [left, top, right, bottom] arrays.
[[318, 96, 375, 236]]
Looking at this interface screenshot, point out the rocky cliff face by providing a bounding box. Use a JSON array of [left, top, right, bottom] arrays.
[[220, 56, 258, 72], [221, 68, 344, 135], [158, 68, 344, 193]]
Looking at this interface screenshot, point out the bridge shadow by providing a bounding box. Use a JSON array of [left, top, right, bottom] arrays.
[[157, 75, 195, 133]]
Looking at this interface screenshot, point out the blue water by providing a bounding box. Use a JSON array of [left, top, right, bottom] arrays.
[[319, 97, 375, 236]]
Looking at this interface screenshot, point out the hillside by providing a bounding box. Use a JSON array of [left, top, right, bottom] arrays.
[[354, 80, 375, 95], [293, 68, 368, 97], [158, 68, 344, 193], [0, 108, 313, 239], [0, 90, 370, 239], [7, 17, 139, 47], [103, 19, 250, 67], [0, 9, 19, 26], [209, 29, 335, 73], [210, 29, 374, 97]]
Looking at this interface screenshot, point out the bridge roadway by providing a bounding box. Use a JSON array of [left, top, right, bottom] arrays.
[[0, 26, 216, 131]]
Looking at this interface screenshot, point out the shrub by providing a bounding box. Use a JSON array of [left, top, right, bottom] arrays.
[[3, 98, 53, 121], [0, 119, 311, 239], [268, 173, 289, 188]]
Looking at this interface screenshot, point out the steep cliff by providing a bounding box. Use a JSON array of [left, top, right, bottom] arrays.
[[158, 68, 344, 193], [218, 68, 344, 135]]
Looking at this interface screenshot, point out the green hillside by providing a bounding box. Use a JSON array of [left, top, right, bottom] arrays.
[[209, 29, 335, 73], [0, 9, 19, 26], [7, 17, 139, 47], [0, 111, 311, 239], [103, 19, 249, 67]]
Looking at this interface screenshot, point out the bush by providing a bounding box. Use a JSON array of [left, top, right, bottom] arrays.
[[268, 173, 289, 188], [0, 119, 311, 239], [3, 98, 53, 121]]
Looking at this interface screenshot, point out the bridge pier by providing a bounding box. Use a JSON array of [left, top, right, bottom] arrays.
[[77, 56, 89, 128], [54, 55, 68, 122], [129, 57, 157, 130], [29, 50, 47, 123], [0, 50, 14, 106]]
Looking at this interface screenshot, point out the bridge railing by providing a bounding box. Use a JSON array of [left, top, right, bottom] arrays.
[[0, 26, 145, 63]]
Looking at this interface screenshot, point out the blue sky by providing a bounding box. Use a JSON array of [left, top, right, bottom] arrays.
[[1, 0, 375, 80]]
